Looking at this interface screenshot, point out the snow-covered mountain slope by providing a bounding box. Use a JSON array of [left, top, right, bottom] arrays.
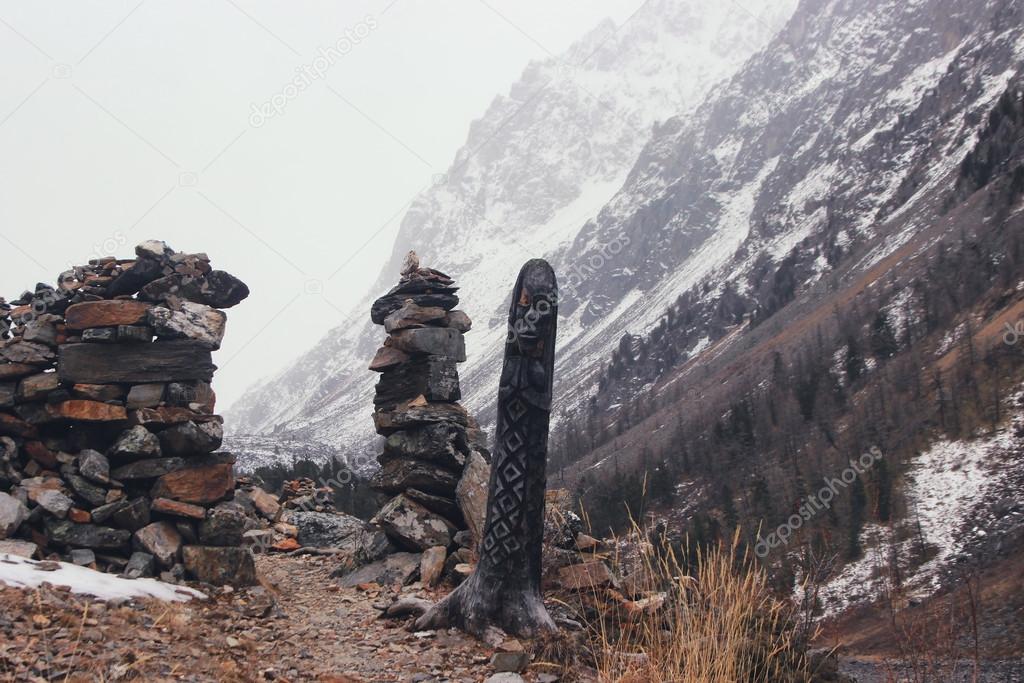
[[224, 0, 796, 466], [544, 0, 1024, 418]]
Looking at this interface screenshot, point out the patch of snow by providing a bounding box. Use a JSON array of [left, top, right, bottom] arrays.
[[0, 554, 206, 603]]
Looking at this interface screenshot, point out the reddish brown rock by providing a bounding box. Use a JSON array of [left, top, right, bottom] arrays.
[[45, 400, 127, 422], [64, 300, 153, 330], [150, 462, 234, 505], [368, 346, 411, 372], [272, 538, 300, 552], [151, 498, 207, 520], [23, 441, 58, 469], [0, 413, 37, 438], [68, 508, 91, 524]]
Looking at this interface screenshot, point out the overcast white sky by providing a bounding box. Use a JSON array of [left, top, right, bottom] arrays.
[[0, 0, 645, 409]]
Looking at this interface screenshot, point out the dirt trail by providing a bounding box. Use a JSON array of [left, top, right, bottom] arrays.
[[0, 555, 534, 682]]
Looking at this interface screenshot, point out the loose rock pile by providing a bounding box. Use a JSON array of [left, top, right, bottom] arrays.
[[365, 253, 491, 584], [0, 240, 259, 586]]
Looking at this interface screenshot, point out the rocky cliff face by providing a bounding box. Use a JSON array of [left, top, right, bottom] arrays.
[[224, 0, 795, 467]]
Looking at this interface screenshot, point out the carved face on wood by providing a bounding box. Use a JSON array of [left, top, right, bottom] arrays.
[[506, 260, 557, 359], [501, 260, 558, 410]]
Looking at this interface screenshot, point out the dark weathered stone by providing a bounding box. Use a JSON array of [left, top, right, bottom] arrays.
[[106, 256, 164, 298], [405, 488, 463, 526], [289, 511, 365, 548], [381, 423, 467, 470], [111, 497, 151, 532], [197, 502, 254, 546], [416, 259, 558, 638], [368, 346, 411, 372], [0, 341, 55, 366], [44, 519, 131, 550], [109, 426, 162, 460], [371, 293, 459, 325], [203, 270, 250, 308], [388, 328, 466, 361], [164, 381, 216, 412], [128, 407, 222, 428], [0, 492, 29, 538], [122, 551, 156, 578], [22, 314, 61, 346], [445, 310, 472, 332], [157, 420, 222, 456], [148, 303, 226, 349], [65, 474, 109, 507], [139, 274, 205, 304], [383, 300, 448, 332], [0, 383, 15, 408], [336, 552, 421, 588], [58, 341, 216, 384], [0, 363, 38, 381], [16, 373, 60, 402], [370, 457, 460, 497], [111, 457, 187, 481], [372, 402, 469, 436], [457, 451, 490, 550], [374, 357, 460, 408], [76, 448, 110, 485], [133, 521, 182, 567], [90, 499, 129, 525], [372, 494, 456, 551], [182, 546, 257, 586]]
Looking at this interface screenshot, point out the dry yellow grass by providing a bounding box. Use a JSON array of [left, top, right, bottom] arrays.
[[566, 525, 810, 683]]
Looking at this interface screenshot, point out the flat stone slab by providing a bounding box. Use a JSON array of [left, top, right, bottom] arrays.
[[59, 341, 215, 384]]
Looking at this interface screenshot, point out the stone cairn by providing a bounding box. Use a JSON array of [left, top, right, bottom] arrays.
[[366, 252, 491, 580], [0, 240, 267, 586]]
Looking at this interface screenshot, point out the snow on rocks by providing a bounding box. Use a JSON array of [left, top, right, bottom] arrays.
[[0, 553, 205, 602]]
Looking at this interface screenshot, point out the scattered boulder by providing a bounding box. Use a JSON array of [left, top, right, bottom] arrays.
[[182, 546, 257, 586], [289, 511, 364, 548], [198, 502, 255, 546], [336, 551, 421, 588], [420, 545, 447, 587], [123, 551, 156, 579], [0, 492, 29, 538], [133, 521, 182, 567], [371, 494, 456, 551]]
